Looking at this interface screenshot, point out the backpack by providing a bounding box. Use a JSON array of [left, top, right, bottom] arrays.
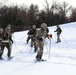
[[3, 27, 11, 40], [59, 27, 62, 33], [46, 28, 49, 33]]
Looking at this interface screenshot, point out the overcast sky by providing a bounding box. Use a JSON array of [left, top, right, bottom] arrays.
[[10, 0, 76, 6], [1, 0, 76, 9]]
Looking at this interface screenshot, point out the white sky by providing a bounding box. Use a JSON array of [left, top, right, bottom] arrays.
[[9, 0, 76, 9], [0, 0, 76, 9]]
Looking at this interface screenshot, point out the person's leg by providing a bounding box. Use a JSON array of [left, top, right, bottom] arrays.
[[34, 41, 38, 52], [36, 41, 44, 60], [6, 43, 12, 58], [57, 34, 61, 42], [0, 43, 5, 59], [27, 36, 31, 43]]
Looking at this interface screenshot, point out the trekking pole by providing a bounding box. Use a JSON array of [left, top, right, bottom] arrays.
[[44, 38, 48, 53], [30, 37, 35, 53], [30, 42, 33, 53], [61, 34, 67, 43], [48, 37, 51, 59], [54, 32, 57, 42], [45, 44, 48, 53], [54, 32, 56, 39], [52, 37, 55, 42], [30, 47, 33, 53], [12, 34, 17, 49]]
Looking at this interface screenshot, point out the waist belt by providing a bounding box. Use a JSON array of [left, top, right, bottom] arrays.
[[2, 40, 10, 42]]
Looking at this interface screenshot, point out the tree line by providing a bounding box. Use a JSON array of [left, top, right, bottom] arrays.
[[0, 0, 76, 32]]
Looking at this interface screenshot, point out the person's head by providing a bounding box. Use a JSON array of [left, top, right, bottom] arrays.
[[57, 25, 59, 27], [32, 25, 36, 29], [0, 28, 3, 33], [7, 24, 11, 28], [5, 27, 11, 33], [41, 23, 47, 30]]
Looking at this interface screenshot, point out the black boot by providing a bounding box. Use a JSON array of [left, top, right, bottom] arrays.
[[8, 56, 13, 60], [36, 55, 41, 61], [0, 55, 3, 60], [34, 47, 37, 52]]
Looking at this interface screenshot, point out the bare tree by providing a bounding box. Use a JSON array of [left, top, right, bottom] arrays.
[[41, 0, 53, 25], [51, 1, 72, 23], [70, 8, 76, 21], [28, 4, 39, 26]]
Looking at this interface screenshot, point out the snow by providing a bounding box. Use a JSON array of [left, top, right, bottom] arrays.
[[0, 22, 76, 75]]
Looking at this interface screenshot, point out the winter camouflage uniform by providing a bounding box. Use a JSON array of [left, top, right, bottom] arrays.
[[0, 27, 13, 59], [54, 25, 62, 43], [35, 23, 48, 60]]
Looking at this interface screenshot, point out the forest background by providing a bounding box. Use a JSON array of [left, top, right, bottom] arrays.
[[0, 0, 76, 31]]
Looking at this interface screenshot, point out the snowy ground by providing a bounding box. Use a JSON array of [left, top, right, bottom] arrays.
[[0, 22, 76, 75]]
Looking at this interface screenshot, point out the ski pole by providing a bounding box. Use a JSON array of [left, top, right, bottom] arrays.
[[61, 34, 67, 43], [12, 34, 17, 48], [44, 38, 48, 53], [54, 32, 56, 40], [52, 37, 55, 42], [30, 37, 35, 53], [48, 37, 51, 59], [29, 37, 32, 53], [46, 44, 48, 53]]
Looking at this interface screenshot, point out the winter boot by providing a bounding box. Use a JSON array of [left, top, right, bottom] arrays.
[[0, 55, 3, 60], [34, 47, 37, 52], [36, 55, 41, 61], [8, 56, 13, 60]]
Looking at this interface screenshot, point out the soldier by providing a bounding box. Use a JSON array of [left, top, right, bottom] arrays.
[[26, 25, 37, 45], [7, 24, 14, 43], [0, 27, 13, 60], [35, 23, 48, 61], [26, 25, 37, 52], [26, 28, 32, 44], [54, 25, 62, 43]]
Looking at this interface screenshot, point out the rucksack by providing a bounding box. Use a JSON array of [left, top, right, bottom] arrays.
[[59, 27, 62, 33], [46, 28, 49, 33]]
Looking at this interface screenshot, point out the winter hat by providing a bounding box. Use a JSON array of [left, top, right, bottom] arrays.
[[0, 28, 3, 33], [57, 25, 59, 27], [32, 25, 36, 29], [7, 24, 11, 28], [41, 23, 47, 28], [5, 27, 11, 33]]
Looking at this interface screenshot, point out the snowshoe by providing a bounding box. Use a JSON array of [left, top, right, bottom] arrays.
[[7, 57, 13, 60], [0, 57, 4, 60], [34, 59, 46, 62]]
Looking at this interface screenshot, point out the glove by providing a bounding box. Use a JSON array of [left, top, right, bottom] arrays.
[[36, 36, 43, 41], [46, 34, 52, 38], [39, 37, 43, 41]]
